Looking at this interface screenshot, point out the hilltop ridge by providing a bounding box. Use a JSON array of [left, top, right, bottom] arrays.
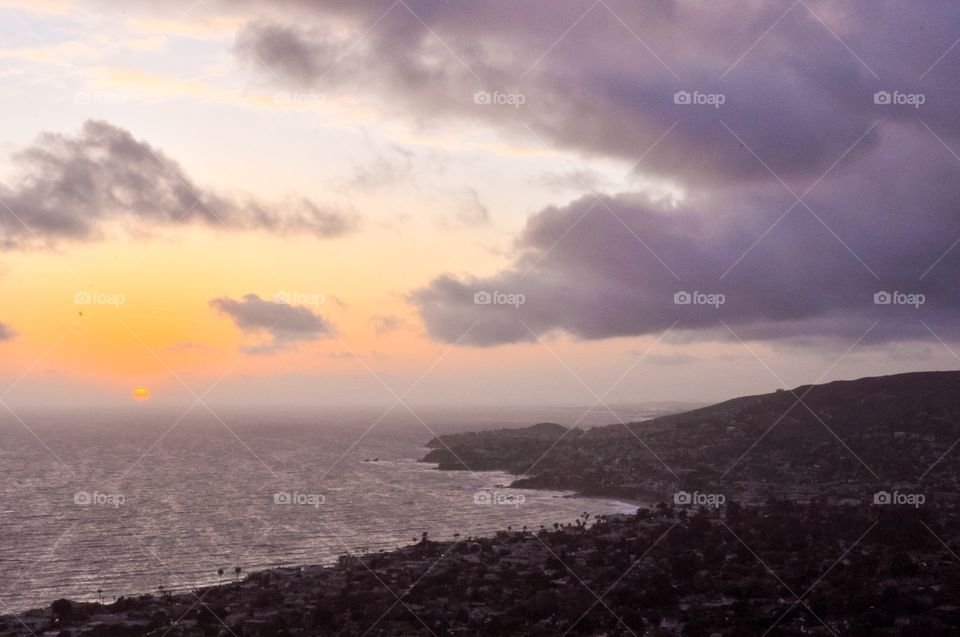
[[422, 370, 960, 502]]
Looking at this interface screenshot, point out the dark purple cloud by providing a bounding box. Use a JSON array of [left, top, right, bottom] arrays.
[[0, 120, 358, 249], [413, 125, 960, 346], [230, 0, 960, 186], [215, 0, 950, 346], [210, 293, 334, 353]]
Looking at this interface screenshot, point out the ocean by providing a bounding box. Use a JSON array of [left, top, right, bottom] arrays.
[[0, 406, 641, 611]]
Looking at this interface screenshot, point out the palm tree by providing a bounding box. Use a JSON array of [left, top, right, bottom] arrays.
[[234, 566, 242, 581], [217, 568, 224, 583]]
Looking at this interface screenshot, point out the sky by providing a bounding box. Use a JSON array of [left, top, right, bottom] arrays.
[[0, 0, 958, 410]]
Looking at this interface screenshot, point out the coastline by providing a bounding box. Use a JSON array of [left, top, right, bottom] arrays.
[[465, 465, 644, 512], [419, 424, 674, 506], [8, 498, 956, 636], [2, 451, 637, 622]]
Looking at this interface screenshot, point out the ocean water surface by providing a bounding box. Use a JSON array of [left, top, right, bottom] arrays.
[[0, 406, 639, 611]]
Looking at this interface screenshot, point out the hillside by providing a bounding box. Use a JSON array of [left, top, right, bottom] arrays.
[[422, 371, 960, 502], [643, 370, 960, 436]]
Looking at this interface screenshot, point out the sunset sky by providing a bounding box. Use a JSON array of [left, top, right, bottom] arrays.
[[1, 0, 958, 408]]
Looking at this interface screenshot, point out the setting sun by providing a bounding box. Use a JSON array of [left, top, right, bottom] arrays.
[[132, 387, 150, 400]]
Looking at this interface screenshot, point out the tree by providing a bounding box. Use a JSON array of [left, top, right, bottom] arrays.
[[51, 599, 73, 622]]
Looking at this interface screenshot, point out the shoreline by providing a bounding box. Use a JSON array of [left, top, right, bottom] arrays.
[[3, 457, 638, 619], [7, 499, 956, 636], [463, 465, 646, 511], [420, 430, 673, 506]]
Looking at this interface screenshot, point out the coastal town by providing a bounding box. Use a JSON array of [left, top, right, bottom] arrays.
[[4, 499, 960, 636], [422, 372, 960, 506]]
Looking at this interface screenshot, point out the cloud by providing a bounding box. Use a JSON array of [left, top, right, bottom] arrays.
[[229, 1, 960, 185], [641, 353, 699, 367], [370, 314, 403, 336], [535, 169, 615, 194], [348, 146, 415, 191], [326, 349, 387, 360], [57, 1, 960, 350], [234, 20, 337, 85], [412, 125, 960, 347], [210, 293, 333, 353], [452, 188, 489, 226], [167, 341, 216, 353], [0, 120, 358, 249], [227, 1, 960, 349], [0, 322, 14, 341]]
